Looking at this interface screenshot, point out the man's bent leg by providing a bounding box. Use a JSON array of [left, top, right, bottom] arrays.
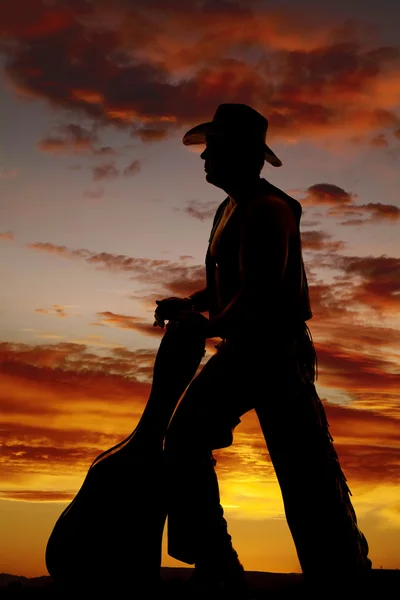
[[163, 343, 254, 599], [164, 347, 242, 565]]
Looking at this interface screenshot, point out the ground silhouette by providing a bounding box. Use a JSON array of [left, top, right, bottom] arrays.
[[0, 568, 399, 598]]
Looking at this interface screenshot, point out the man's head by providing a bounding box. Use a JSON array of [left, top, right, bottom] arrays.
[[182, 103, 282, 192], [200, 133, 265, 190]]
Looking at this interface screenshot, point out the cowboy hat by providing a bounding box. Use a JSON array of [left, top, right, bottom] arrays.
[[182, 103, 282, 167]]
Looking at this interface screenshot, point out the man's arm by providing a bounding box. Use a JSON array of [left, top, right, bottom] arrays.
[[184, 199, 229, 315], [206, 197, 295, 338], [186, 287, 209, 313]]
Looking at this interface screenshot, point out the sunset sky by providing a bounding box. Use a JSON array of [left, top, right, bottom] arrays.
[[1, 0, 399, 578]]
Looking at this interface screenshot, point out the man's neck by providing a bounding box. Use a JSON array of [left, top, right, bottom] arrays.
[[226, 176, 263, 205]]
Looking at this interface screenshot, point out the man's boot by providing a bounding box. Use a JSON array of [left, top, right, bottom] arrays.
[[188, 545, 251, 599]]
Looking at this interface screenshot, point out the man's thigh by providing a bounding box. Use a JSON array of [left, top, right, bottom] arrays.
[[165, 342, 256, 451]]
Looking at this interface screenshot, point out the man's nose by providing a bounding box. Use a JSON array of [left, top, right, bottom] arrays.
[[200, 148, 208, 160]]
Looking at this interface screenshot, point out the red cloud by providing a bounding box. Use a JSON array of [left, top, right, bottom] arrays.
[[331, 254, 400, 312], [1, 1, 400, 147], [123, 159, 141, 176], [301, 230, 346, 252], [92, 161, 120, 181], [370, 133, 389, 147]]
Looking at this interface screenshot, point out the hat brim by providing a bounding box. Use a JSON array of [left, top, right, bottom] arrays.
[[182, 121, 282, 167]]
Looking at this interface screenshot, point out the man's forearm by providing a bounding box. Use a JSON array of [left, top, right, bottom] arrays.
[[207, 291, 245, 338], [187, 287, 209, 313], [207, 287, 279, 339]]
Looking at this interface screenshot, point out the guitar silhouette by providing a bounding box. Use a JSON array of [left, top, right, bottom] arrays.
[[45, 317, 207, 594]]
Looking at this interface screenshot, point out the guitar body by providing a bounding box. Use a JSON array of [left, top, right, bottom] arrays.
[[45, 320, 206, 593]]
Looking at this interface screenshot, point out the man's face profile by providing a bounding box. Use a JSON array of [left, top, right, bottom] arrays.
[[200, 134, 236, 189], [200, 134, 264, 190]]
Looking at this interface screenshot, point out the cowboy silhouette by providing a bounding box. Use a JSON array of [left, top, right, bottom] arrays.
[[154, 104, 372, 598]]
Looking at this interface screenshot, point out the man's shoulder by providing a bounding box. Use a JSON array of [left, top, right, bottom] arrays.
[[255, 179, 301, 226], [249, 184, 297, 230]]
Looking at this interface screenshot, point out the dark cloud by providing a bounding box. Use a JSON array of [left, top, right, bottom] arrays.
[[302, 183, 356, 206]]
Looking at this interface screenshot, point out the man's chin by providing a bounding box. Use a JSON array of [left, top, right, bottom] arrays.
[[205, 172, 225, 189]]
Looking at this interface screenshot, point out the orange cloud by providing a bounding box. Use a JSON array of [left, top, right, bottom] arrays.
[[0, 231, 14, 240], [1, 337, 399, 502], [35, 305, 69, 318]]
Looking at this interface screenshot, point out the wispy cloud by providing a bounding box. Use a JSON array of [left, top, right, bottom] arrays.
[[0, 167, 18, 180], [83, 187, 105, 200], [36, 123, 117, 156], [177, 199, 220, 222]]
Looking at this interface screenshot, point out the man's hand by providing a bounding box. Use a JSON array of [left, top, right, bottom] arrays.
[[166, 311, 212, 339], [153, 297, 193, 329]]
